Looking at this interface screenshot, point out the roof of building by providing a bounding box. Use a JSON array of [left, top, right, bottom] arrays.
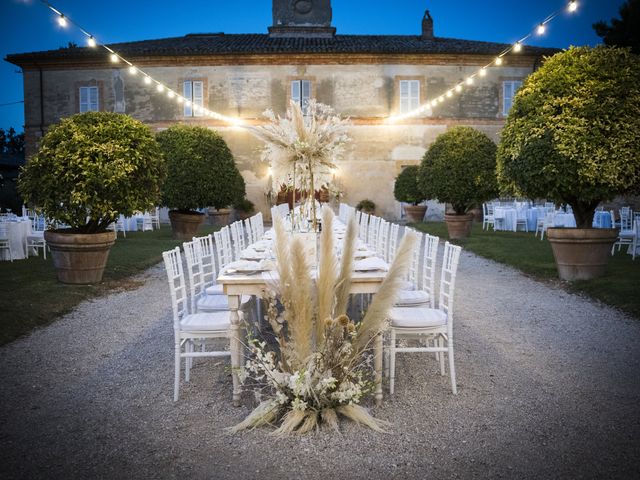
[[6, 33, 559, 64]]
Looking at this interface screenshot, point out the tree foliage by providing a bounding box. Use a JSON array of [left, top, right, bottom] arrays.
[[393, 166, 424, 205], [593, 0, 640, 54], [157, 125, 245, 212], [0, 127, 24, 155], [19, 112, 165, 233], [497, 46, 640, 228], [419, 126, 498, 215]]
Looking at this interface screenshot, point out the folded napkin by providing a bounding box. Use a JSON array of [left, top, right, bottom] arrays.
[[225, 260, 262, 272], [241, 248, 266, 260], [354, 249, 376, 259], [252, 240, 272, 249], [354, 256, 389, 272]]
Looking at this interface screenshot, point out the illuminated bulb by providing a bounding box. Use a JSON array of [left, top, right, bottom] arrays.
[[431, 99, 438, 107], [479, 68, 487, 77], [128, 66, 137, 75], [513, 42, 522, 53], [58, 15, 67, 27], [144, 76, 151, 85], [110, 53, 119, 63], [537, 23, 546, 35], [446, 90, 453, 98], [87, 36, 96, 47], [167, 90, 175, 98], [185, 100, 192, 107], [177, 97, 184, 104], [455, 84, 462, 92], [438, 96, 444, 103], [194, 105, 201, 113], [568, 1, 578, 13], [495, 57, 503, 66], [466, 77, 474, 85], [156, 84, 164, 92]]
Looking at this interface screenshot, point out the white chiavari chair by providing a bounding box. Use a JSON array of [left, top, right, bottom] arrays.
[[0, 221, 13, 261], [387, 242, 462, 395], [395, 233, 438, 308], [387, 223, 400, 263], [183, 240, 230, 313], [193, 234, 224, 295], [162, 247, 232, 401]]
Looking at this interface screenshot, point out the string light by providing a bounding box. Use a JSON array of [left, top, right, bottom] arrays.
[[390, 1, 580, 121], [31, 0, 241, 126]]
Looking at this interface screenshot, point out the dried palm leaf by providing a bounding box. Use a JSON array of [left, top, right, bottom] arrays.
[[353, 231, 418, 352], [271, 410, 307, 436], [296, 411, 319, 435], [336, 404, 389, 432], [334, 215, 357, 316], [320, 408, 340, 433], [228, 400, 280, 433]]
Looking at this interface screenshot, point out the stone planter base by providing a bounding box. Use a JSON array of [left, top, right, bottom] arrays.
[[404, 205, 428, 223], [444, 213, 474, 239], [169, 211, 205, 240], [207, 208, 232, 227], [44, 230, 117, 284], [547, 228, 618, 281]]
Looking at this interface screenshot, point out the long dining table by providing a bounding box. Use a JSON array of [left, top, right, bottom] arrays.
[[217, 226, 389, 407]]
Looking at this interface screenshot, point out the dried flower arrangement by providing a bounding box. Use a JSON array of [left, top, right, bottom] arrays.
[[230, 206, 417, 435], [249, 101, 350, 229]]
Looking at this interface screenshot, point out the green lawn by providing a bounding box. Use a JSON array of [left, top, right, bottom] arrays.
[[0, 225, 219, 346], [412, 222, 640, 320]]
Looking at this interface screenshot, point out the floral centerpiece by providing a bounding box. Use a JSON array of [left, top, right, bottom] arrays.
[[250, 101, 350, 231], [231, 206, 417, 435]]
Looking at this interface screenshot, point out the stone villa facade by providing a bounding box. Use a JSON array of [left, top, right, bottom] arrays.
[[6, 0, 556, 219]]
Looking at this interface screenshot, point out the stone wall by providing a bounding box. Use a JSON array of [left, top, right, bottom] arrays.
[[22, 62, 535, 220]]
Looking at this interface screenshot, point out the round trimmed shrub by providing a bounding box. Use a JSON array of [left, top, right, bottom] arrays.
[[497, 46, 640, 228], [393, 166, 424, 205], [157, 125, 245, 212], [419, 126, 498, 214], [18, 112, 165, 233]]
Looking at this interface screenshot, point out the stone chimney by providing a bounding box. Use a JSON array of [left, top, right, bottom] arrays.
[[422, 10, 434, 40], [270, 0, 336, 38]]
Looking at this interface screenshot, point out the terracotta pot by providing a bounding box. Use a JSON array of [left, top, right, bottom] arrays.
[[169, 210, 205, 240], [444, 213, 474, 239], [44, 230, 117, 284], [547, 228, 618, 281], [404, 205, 428, 223], [207, 208, 232, 227]]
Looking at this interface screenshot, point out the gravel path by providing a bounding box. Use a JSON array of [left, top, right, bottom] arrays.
[[1, 252, 640, 479]]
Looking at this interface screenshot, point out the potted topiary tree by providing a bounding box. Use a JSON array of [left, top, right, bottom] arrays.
[[497, 46, 640, 280], [394, 165, 427, 222], [18, 112, 165, 284], [233, 197, 255, 221], [157, 125, 245, 239], [356, 199, 376, 215], [419, 126, 498, 239]]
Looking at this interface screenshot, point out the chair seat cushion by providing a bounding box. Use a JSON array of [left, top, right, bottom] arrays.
[[197, 294, 230, 311], [205, 284, 224, 295], [394, 289, 430, 306], [389, 307, 447, 328], [180, 311, 230, 331]]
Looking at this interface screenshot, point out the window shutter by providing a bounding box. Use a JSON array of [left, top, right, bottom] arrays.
[[79, 87, 88, 113], [291, 80, 301, 107], [193, 81, 204, 117], [503, 82, 514, 116], [409, 80, 420, 110], [301, 80, 311, 110], [183, 81, 193, 117], [89, 87, 99, 111]]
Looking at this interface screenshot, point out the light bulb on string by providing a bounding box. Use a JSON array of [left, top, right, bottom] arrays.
[[446, 90, 453, 98], [110, 53, 119, 63], [177, 97, 184, 104], [167, 90, 175, 99], [466, 77, 474, 85], [513, 42, 522, 53], [537, 23, 546, 35], [144, 76, 151, 85], [57, 15, 67, 27], [479, 68, 487, 77], [431, 99, 438, 107], [438, 96, 444, 103], [128, 66, 137, 75], [185, 100, 192, 107], [495, 57, 503, 66], [455, 84, 462, 93], [568, 1, 578, 13], [156, 84, 164, 93], [87, 36, 96, 47]]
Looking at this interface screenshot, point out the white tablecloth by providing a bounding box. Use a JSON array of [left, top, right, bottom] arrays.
[[494, 207, 528, 232], [0, 218, 31, 261], [120, 214, 147, 231]]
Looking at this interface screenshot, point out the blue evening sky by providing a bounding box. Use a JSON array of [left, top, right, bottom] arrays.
[[0, 0, 625, 130]]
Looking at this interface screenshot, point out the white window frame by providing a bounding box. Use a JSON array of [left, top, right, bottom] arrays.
[[399, 80, 420, 114], [183, 80, 204, 117], [79, 86, 99, 113], [502, 80, 523, 116], [290, 79, 312, 112]]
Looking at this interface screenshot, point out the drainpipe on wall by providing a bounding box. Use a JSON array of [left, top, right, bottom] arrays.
[[37, 64, 45, 139]]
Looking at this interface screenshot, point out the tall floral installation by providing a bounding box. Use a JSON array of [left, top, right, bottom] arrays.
[[250, 100, 351, 231], [230, 207, 417, 435]]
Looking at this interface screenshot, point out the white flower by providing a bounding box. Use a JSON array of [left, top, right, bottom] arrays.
[[291, 397, 308, 411]]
